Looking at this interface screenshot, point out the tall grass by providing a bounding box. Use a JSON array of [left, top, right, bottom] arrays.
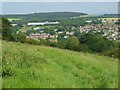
[[2, 41, 118, 88]]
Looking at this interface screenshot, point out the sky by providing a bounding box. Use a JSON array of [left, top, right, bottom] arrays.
[[1, 0, 119, 2], [1, 2, 118, 15]]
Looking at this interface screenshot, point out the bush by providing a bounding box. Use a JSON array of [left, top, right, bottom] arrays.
[[26, 38, 39, 45], [66, 36, 79, 50], [13, 32, 26, 43], [57, 40, 68, 49], [79, 33, 113, 53], [48, 42, 57, 47], [39, 39, 47, 45], [2, 17, 13, 41], [2, 67, 13, 77], [102, 48, 118, 58], [77, 44, 92, 53]]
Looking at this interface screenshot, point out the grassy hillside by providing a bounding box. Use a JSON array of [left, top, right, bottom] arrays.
[[2, 41, 118, 88]]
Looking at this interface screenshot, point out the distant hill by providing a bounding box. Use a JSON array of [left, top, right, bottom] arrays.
[[2, 41, 118, 88], [3, 12, 87, 19], [2, 12, 87, 25], [98, 14, 118, 18]]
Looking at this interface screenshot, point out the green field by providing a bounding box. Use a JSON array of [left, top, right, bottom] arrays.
[[98, 18, 118, 20], [80, 14, 97, 17], [7, 18, 22, 22], [19, 26, 31, 32], [2, 41, 118, 88]]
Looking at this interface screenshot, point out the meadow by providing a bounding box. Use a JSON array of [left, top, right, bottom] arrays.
[[98, 18, 118, 21], [2, 41, 118, 88], [7, 18, 22, 22]]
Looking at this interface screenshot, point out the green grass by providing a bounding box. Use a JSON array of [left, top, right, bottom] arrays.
[[98, 18, 118, 20], [19, 26, 31, 32], [70, 14, 97, 18], [7, 18, 22, 22], [2, 41, 118, 88]]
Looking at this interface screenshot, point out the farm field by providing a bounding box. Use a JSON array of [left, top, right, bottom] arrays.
[[80, 14, 97, 17], [7, 18, 22, 22], [19, 26, 31, 32], [98, 18, 119, 20], [2, 41, 118, 88]]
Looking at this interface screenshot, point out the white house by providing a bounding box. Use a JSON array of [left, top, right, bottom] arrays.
[[33, 27, 41, 30], [27, 21, 59, 26], [49, 21, 59, 24], [11, 24, 17, 26], [85, 20, 92, 23], [27, 22, 45, 26]]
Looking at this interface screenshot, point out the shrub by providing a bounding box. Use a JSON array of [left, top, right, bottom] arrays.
[[77, 44, 92, 53], [48, 42, 57, 47], [66, 36, 79, 50], [13, 32, 26, 43], [2, 67, 13, 77], [101, 48, 118, 58], [2, 17, 13, 41], [57, 40, 68, 49], [26, 38, 39, 45], [79, 33, 113, 53]]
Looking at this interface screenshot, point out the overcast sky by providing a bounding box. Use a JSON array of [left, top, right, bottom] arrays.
[[1, 0, 119, 2], [1, 2, 118, 15]]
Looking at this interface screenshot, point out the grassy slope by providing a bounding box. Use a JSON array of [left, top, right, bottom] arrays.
[[2, 41, 118, 88]]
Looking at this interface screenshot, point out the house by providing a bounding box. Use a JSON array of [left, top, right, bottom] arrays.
[[33, 27, 45, 30], [26, 33, 50, 39], [27, 22, 45, 26], [85, 20, 92, 23], [49, 21, 59, 24], [33, 27, 41, 30], [11, 24, 17, 26], [58, 31, 63, 34], [64, 35, 69, 38], [27, 21, 59, 26]]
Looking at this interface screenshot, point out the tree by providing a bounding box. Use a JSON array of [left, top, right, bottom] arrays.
[[13, 32, 26, 43], [2, 17, 13, 41], [102, 48, 118, 58], [66, 36, 79, 50], [26, 38, 39, 45], [77, 44, 92, 53], [57, 40, 68, 49], [79, 33, 112, 53]]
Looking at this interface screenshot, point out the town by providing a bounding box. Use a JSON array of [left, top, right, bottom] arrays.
[[10, 17, 119, 42]]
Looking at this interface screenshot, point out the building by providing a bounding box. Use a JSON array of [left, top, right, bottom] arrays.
[[27, 21, 59, 26], [27, 22, 45, 26]]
